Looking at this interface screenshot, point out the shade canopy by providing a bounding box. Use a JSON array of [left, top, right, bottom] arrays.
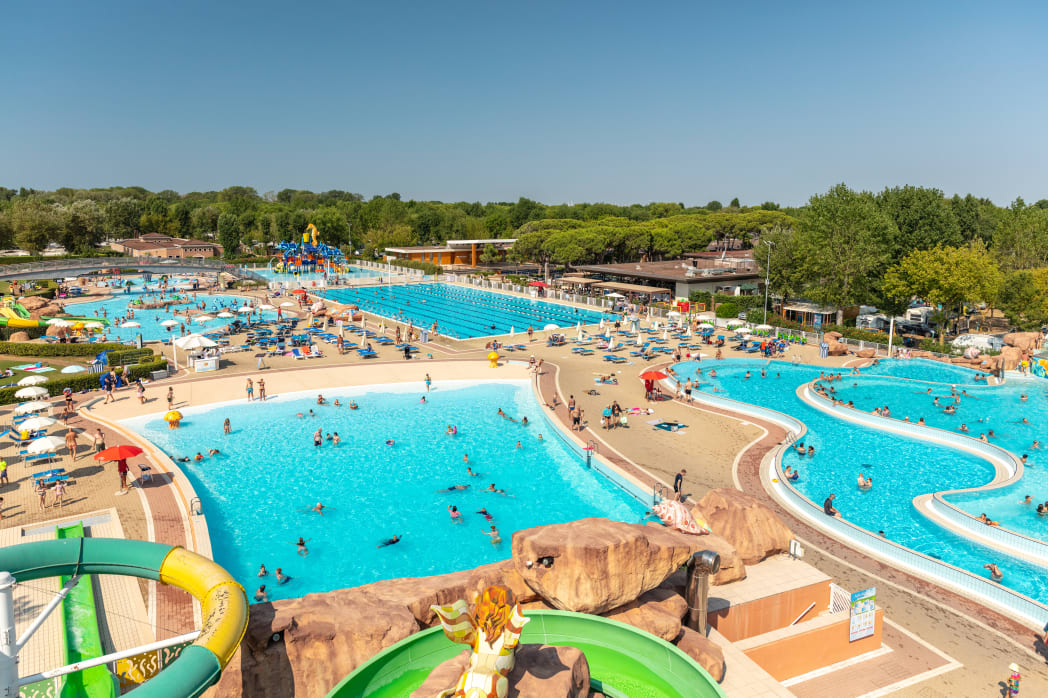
[[84, 321, 104, 329], [755, 324, 773, 331], [528, 281, 550, 288], [94, 444, 144, 461], [193, 315, 214, 323], [19, 416, 56, 431], [46, 318, 73, 327], [27, 435, 65, 454], [174, 333, 218, 350], [291, 289, 307, 295], [639, 370, 668, 380], [15, 386, 49, 399], [258, 304, 275, 311], [120, 321, 141, 328], [60, 365, 86, 374], [280, 302, 297, 308], [15, 401, 51, 414], [237, 306, 253, 313], [160, 320, 178, 327], [216, 311, 234, 318], [17, 375, 47, 386]]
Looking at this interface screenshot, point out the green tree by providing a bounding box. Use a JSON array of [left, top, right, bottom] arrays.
[[362, 224, 415, 258], [217, 213, 242, 259], [876, 185, 961, 256], [104, 198, 144, 238], [992, 199, 1048, 271], [998, 269, 1048, 331], [191, 206, 221, 239], [705, 200, 723, 211], [479, 243, 500, 264], [796, 183, 897, 324], [729, 197, 741, 209], [60, 200, 106, 252], [170, 202, 193, 238], [10, 200, 61, 253], [882, 243, 1002, 345], [311, 207, 351, 248]]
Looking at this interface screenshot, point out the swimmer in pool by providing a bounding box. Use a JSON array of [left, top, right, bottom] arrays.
[[486, 484, 514, 497], [208, 448, 220, 456], [317, 394, 326, 405], [983, 562, 1003, 581], [276, 568, 292, 585], [193, 452, 204, 461], [311, 502, 332, 515], [977, 513, 1000, 527], [288, 537, 311, 556], [521, 417, 528, 426], [385, 439, 395, 446], [258, 564, 268, 577], [437, 484, 470, 492], [960, 423, 969, 433], [448, 505, 463, 523], [466, 467, 482, 477], [537, 433, 544, 441], [483, 525, 502, 546], [377, 534, 401, 548], [255, 585, 268, 602], [349, 401, 359, 409], [420, 396, 427, 404], [334, 399, 341, 407], [477, 508, 495, 522], [857, 473, 872, 490]]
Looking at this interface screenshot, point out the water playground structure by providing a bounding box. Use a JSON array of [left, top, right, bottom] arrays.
[[269, 223, 349, 276], [0, 296, 106, 329], [0, 534, 247, 698]]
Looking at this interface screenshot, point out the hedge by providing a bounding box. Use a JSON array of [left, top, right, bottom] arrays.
[[104, 348, 156, 365], [0, 326, 48, 342], [715, 302, 739, 319], [0, 341, 130, 357], [0, 358, 168, 406]]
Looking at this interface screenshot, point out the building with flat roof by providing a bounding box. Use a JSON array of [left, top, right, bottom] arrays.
[[573, 256, 761, 298], [110, 233, 223, 259], [384, 238, 516, 267]]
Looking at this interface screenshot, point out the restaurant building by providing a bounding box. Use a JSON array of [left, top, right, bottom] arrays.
[[383, 239, 516, 267]]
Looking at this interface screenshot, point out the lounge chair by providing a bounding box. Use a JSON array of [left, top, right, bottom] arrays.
[[357, 349, 378, 359], [309, 344, 324, 358]]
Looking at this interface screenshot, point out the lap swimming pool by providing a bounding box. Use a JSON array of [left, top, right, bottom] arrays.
[[323, 283, 608, 338], [670, 358, 1048, 608], [121, 380, 647, 602]]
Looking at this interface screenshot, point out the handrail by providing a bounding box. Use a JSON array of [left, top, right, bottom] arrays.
[[0, 256, 265, 281]]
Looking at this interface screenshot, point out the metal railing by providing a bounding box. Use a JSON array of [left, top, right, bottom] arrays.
[[0, 256, 267, 281]]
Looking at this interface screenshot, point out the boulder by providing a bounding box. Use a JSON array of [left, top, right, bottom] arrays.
[[17, 297, 48, 311], [855, 348, 876, 358], [1000, 346, 1022, 371], [1003, 332, 1043, 351], [674, 627, 725, 682], [693, 489, 792, 564], [8, 331, 30, 342], [45, 324, 67, 337], [602, 587, 688, 641], [208, 589, 419, 698], [512, 518, 701, 614], [355, 559, 538, 628], [412, 645, 590, 698], [825, 341, 848, 356], [824, 331, 842, 342]]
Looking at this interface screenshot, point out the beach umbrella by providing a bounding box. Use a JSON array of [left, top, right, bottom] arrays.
[[84, 321, 104, 329], [160, 319, 178, 327], [15, 386, 49, 399], [509, 326, 515, 338], [667, 310, 682, 318], [19, 416, 57, 431], [259, 304, 275, 311], [599, 318, 606, 330], [94, 444, 144, 461], [120, 321, 140, 328], [662, 328, 669, 341], [17, 375, 47, 386], [635, 334, 643, 346], [280, 301, 297, 308], [46, 318, 72, 327], [543, 323, 558, 332], [698, 322, 714, 329], [60, 365, 86, 374], [291, 289, 307, 295], [755, 324, 773, 331], [26, 435, 64, 454], [174, 333, 218, 351], [15, 401, 51, 415], [238, 306, 253, 313], [639, 370, 669, 381], [216, 312, 234, 318], [193, 315, 213, 323]]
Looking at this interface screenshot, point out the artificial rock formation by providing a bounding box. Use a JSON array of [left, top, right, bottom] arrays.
[[208, 589, 419, 698], [693, 489, 792, 564], [412, 645, 590, 698], [512, 518, 702, 614], [825, 341, 848, 356], [674, 627, 726, 682], [602, 587, 688, 642], [1003, 331, 1043, 351], [8, 331, 30, 343], [855, 348, 876, 358]]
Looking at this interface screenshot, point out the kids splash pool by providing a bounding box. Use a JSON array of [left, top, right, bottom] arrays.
[[121, 380, 647, 602], [669, 358, 1048, 610], [324, 283, 608, 338]]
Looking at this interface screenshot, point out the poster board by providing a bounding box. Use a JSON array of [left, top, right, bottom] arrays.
[[849, 587, 876, 642]]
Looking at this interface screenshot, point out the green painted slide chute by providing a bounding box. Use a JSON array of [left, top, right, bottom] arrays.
[[10, 303, 30, 319], [55, 523, 119, 698], [327, 610, 727, 698], [0, 538, 225, 698]]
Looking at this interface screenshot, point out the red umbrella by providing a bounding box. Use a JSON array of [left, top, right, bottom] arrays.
[[528, 281, 550, 288], [291, 289, 307, 295], [639, 370, 669, 381], [94, 444, 144, 461]]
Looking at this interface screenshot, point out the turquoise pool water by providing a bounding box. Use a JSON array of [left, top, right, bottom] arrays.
[[249, 265, 385, 283], [829, 374, 1048, 538], [670, 358, 1048, 603], [324, 283, 608, 338], [66, 292, 274, 342], [859, 357, 983, 383], [121, 381, 647, 602]]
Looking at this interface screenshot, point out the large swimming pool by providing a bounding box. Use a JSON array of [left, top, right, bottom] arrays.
[[121, 380, 647, 602], [670, 358, 1048, 605], [66, 292, 274, 342], [324, 283, 608, 338]]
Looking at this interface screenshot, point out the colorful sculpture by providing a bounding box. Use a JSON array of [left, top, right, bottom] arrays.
[[487, 351, 499, 368], [430, 585, 529, 698], [272, 224, 347, 276]]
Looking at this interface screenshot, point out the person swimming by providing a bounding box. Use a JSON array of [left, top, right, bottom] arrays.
[[208, 448, 220, 456], [311, 502, 331, 515], [486, 484, 514, 496], [275, 567, 292, 585], [466, 467, 482, 477], [385, 439, 395, 446], [377, 534, 401, 548], [289, 537, 311, 556], [476, 508, 494, 522], [255, 585, 268, 602], [438, 484, 470, 492], [193, 452, 204, 461], [258, 564, 268, 577], [483, 525, 502, 545], [448, 505, 463, 523], [983, 562, 1003, 581]]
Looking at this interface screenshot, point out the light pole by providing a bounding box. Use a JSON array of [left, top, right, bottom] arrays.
[[761, 239, 774, 324]]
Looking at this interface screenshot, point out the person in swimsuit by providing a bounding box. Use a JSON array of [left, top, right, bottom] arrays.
[[246, 378, 254, 401], [289, 537, 311, 556], [486, 484, 514, 497], [255, 585, 268, 602], [483, 525, 501, 546], [377, 535, 401, 548], [311, 502, 331, 515], [437, 484, 470, 492], [983, 563, 1003, 581], [448, 505, 463, 523], [223, 418, 231, 434], [477, 508, 494, 522], [466, 467, 482, 477], [53, 480, 66, 507], [275, 568, 292, 585], [258, 564, 268, 577]]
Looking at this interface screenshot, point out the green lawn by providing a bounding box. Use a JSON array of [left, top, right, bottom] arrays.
[[0, 355, 83, 386]]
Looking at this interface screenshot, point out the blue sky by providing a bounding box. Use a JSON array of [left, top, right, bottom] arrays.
[[2, 1, 1045, 205]]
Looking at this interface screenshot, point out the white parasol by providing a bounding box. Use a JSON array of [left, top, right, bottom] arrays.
[[18, 416, 56, 431], [259, 304, 275, 311], [46, 318, 72, 327], [193, 315, 214, 323], [237, 306, 253, 313], [160, 319, 178, 327], [60, 365, 86, 374], [15, 386, 49, 399], [280, 301, 297, 308], [17, 375, 47, 386], [174, 333, 218, 351], [216, 312, 234, 318], [120, 321, 140, 328], [26, 435, 64, 454], [15, 401, 51, 415]]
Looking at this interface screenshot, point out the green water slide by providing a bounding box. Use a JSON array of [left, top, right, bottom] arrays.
[[327, 610, 727, 698], [54, 523, 119, 698]]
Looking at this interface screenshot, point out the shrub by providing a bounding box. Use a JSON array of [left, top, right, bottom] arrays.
[[104, 348, 156, 365], [715, 302, 739, 318], [0, 358, 167, 405], [0, 341, 129, 357]]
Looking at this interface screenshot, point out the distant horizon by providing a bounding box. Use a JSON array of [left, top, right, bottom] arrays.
[[3, 2, 1046, 206]]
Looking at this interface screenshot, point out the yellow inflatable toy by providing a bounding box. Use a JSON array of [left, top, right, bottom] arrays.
[[487, 351, 499, 368]]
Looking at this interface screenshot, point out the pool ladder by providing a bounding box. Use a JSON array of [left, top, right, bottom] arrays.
[[189, 497, 203, 516], [652, 483, 670, 505], [584, 440, 598, 469]]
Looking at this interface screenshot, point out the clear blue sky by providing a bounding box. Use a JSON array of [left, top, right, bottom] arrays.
[[2, 1, 1045, 206]]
